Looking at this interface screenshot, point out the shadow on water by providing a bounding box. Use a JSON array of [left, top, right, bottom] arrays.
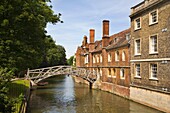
[[27, 75, 164, 113]]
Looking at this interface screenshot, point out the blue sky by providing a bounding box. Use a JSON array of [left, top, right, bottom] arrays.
[[46, 0, 143, 58]]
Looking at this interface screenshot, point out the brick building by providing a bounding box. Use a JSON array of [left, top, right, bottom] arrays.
[[130, 0, 170, 112], [76, 20, 131, 98], [75, 0, 170, 112]]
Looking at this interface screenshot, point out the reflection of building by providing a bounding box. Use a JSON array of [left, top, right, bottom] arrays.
[[76, 20, 131, 98], [130, 0, 170, 112], [75, 0, 170, 112]]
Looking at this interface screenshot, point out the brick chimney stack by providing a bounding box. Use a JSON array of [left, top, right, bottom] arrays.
[[82, 35, 87, 46], [89, 29, 95, 52], [103, 20, 109, 37], [89, 29, 95, 68], [102, 20, 110, 82], [89, 29, 95, 43], [102, 20, 110, 48]]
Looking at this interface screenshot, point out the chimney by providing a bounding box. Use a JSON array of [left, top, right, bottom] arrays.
[[102, 20, 110, 48], [83, 35, 87, 46], [103, 20, 109, 37], [89, 29, 95, 43]]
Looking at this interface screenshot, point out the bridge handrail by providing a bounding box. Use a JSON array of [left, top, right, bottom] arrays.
[[27, 66, 99, 84]]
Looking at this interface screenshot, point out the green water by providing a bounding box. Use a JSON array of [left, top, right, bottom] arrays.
[[27, 75, 164, 113]]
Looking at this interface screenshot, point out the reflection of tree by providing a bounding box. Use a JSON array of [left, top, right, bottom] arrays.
[[28, 76, 66, 112]]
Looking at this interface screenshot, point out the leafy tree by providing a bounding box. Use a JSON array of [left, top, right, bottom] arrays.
[[67, 56, 74, 66], [47, 45, 67, 66], [40, 36, 67, 67], [0, 68, 16, 113], [0, 0, 62, 75]]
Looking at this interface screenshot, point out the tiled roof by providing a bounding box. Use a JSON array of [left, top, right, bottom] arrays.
[[106, 28, 130, 50], [92, 40, 102, 53]]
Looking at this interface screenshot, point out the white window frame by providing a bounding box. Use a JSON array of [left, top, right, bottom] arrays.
[[149, 63, 158, 80], [134, 39, 141, 56], [100, 68, 102, 76], [135, 64, 141, 78], [100, 54, 102, 63], [134, 17, 141, 30], [149, 35, 158, 54], [108, 53, 111, 62], [112, 68, 116, 78], [108, 68, 111, 77], [84, 55, 89, 64], [149, 10, 158, 25], [93, 55, 96, 63], [97, 55, 99, 63], [122, 51, 126, 61], [115, 51, 119, 61], [120, 68, 125, 79]]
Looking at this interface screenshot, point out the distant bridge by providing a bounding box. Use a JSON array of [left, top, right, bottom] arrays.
[[26, 66, 99, 84]]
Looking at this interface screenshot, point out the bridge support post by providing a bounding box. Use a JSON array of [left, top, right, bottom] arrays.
[[89, 82, 93, 89]]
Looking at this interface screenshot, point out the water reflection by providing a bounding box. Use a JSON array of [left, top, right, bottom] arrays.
[[27, 75, 163, 113]]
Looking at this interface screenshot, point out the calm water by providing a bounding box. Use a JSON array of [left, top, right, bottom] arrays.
[[27, 75, 163, 113]]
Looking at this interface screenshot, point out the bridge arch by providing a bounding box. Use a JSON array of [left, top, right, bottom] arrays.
[[26, 66, 100, 86]]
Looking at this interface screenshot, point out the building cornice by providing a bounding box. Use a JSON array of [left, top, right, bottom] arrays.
[[130, 58, 170, 62], [130, 0, 168, 18]]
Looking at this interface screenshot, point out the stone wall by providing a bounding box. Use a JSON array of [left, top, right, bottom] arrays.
[[130, 86, 170, 112]]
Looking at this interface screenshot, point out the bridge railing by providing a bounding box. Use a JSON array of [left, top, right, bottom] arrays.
[[26, 66, 99, 84]]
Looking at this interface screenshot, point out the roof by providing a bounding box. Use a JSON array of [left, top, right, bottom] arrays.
[[92, 40, 102, 53], [106, 28, 130, 50]]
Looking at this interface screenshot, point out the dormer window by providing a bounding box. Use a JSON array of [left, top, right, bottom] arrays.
[[95, 44, 97, 49], [126, 33, 130, 40], [100, 43, 102, 48], [114, 38, 117, 43]]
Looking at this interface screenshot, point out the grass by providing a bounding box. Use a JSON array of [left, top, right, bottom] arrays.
[[8, 79, 30, 98], [8, 79, 30, 113]]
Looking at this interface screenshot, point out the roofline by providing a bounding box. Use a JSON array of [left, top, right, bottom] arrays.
[[109, 28, 131, 38], [130, 0, 168, 18], [131, 1, 145, 9], [106, 43, 130, 51]]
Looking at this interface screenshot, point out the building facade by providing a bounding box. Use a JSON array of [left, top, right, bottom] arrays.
[[75, 0, 170, 112], [76, 20, 131, 98], [130, 0, 170, 112]]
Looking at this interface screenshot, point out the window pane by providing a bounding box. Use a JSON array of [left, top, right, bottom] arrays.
[[150, 35, 157, 53], [151, 11, 157, 23], [136, 64, 140, 76], [151, 64, 157, 78], [135, 39, 140, 54]]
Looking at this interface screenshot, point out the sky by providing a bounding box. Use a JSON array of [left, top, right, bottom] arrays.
[[46, 0, 143, 59]]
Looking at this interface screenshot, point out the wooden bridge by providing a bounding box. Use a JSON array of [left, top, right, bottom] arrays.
[[26, 66, 99, 84]]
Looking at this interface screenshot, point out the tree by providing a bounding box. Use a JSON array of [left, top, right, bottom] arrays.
[[67, 56, 74, 66], [47, 45, 67, 66], [0, 0, 62, 75], [0, 68, 16, 112], [39, 36, 67, 67]]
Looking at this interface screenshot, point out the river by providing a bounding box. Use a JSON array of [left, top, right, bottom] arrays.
[[27, 75, 163, 113]]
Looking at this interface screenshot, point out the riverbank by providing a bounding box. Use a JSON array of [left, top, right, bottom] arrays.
[[9, 79, 31, 113]]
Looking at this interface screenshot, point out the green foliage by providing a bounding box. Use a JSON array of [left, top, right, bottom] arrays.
[[0, 68, 16, 113], [40, 36, 67, 67], [0, 0, 63, 75], [67, 56, 75, 66], [8, 80, 30, 98]]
